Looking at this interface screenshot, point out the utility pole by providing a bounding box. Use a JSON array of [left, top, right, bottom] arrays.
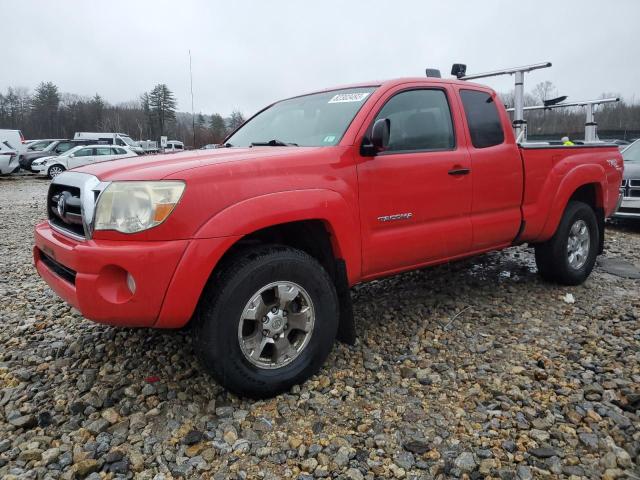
[[189, 49, 196, 148]]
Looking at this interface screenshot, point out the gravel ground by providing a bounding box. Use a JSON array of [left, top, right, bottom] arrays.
[[0, 175, 639, 480]]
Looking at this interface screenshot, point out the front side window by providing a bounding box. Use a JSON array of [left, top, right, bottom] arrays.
[[175, 144, 183, 150], [226, 87, 376, 147], [373, 89, 455, 152], [74, 148, 93, 157], [460, 89, 505, 148]]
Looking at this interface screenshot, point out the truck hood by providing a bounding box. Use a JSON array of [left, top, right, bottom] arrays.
[[74, 147, 324, 181]]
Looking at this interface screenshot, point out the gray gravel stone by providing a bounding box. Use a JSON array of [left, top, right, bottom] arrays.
[[0, 176, 638, 479]]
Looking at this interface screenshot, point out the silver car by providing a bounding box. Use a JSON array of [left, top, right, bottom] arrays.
[[615, 139, 640, 219]]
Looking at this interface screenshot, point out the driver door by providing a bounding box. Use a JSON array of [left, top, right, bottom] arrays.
[[357, 86, 473, 277]]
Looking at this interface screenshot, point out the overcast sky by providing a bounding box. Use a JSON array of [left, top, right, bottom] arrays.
[[4, 0, 639, 116]]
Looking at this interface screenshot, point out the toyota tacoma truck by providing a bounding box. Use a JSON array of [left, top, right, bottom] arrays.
[[34, 76, 623, 398]]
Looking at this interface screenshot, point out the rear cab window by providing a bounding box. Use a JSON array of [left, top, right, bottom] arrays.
[[459, 89, 505, 148]]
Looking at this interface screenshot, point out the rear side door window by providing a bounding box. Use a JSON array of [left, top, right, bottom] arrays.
[[459, 90, 504, 148], [374, 89, 455, 153]]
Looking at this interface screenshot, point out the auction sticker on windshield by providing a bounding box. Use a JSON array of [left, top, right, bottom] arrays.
[[328, 92, 370, 103]]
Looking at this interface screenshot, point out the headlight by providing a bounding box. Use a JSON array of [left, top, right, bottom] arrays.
[[94, 181, 185, 234]]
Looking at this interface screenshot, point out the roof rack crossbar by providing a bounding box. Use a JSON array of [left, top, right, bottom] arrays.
[[507, 97, 620, 142]]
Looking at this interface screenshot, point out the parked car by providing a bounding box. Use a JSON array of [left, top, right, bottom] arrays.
[[163, 140, 184, 153], [200, 144, 220, 150], [0, 129, 27, 155], [0, 141, 20, 175], [34, 76, 622, 398], [74, 132, 144, 155], [20, 139, 97, 172], [24, 139, 65, 152], [32, 144, 137, 178], [614, 139, 640, 219]]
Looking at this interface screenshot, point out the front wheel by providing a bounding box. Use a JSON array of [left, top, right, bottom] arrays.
[[47, 164, 66, 179], [534, 200, 599, 285], [193, 245, 339, 398]]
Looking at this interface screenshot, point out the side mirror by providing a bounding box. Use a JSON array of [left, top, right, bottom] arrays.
[[360, 118, 390, 156], [69, 154, 75, 158]]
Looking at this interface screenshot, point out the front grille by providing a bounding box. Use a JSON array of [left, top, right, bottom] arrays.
[[621, 178, 640, 199], [48, 183, 85, 238], [39, 249, 77, 284]]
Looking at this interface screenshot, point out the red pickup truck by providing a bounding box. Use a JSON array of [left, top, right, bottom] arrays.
[[34, 77, 623, 397]]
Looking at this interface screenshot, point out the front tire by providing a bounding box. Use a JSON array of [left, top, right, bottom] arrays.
[[534, 200, 599, 285], [193, 245, 339, 398], [47, 165, 65, 179]]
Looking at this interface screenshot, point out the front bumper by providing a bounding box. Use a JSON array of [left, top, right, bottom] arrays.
[[613, 196, 640, 219], [34, 221, 189, 327], [34, 221, 241, 328], [32, 163, 47, 174]]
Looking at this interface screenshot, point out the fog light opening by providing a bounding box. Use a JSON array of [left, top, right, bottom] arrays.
[[126, 273, 137, 294]]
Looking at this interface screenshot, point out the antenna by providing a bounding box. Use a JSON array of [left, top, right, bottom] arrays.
[[456, 62, 552, 141], [189, 49, 195, 148]]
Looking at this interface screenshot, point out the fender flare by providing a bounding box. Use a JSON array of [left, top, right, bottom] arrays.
[[194, 189, 362, 283], [538, 164, 606, 240]]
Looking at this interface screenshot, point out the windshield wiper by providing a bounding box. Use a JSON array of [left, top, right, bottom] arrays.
[[250, 139, 298, 147], [223, 142, 233, 148]]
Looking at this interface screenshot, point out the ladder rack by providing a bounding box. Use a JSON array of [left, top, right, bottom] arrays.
[[506, 97, 620, 142]]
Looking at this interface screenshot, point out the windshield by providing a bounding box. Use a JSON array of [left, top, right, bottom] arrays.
[[226, 87, 376, 147], [119, 135, 136, 147], [622, 140, 640, 163]]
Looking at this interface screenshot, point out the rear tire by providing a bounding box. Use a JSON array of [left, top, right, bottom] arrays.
[[193, 245, 339, 398], [534, 200, 599, 285]]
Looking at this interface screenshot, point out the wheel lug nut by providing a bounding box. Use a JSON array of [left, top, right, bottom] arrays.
[[262, 316, 268, 323], [271, 307, 278, 313], [262, 329, 269, 336]]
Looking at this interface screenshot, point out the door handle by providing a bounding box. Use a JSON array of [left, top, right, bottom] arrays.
[[448, 167, 471, 176]]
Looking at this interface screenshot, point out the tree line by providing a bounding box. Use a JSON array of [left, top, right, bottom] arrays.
[[1, 80, 639, 145], [0, 82, 246, 147]]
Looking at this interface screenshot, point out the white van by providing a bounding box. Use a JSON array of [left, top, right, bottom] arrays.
[[0, 141, 20, 175], [74, 132, 144, 155], [164, 140, 185, 153], [0, 129, 27, 155]]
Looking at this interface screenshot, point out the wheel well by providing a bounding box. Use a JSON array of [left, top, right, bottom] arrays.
[[198, 220, 356, 344], [568, 183, 605, 254], [225, 220, 337, 280]]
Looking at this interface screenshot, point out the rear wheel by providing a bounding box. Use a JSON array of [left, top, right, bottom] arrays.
[[193, 245, 339, 398], [47, 165, 65, 179], [534, 200, 599, 285]]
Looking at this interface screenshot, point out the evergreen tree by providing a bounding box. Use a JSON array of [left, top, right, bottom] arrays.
[[31, 82, 60, 137], [209, 113, 228, 143], [148, 84, 177, 137]]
